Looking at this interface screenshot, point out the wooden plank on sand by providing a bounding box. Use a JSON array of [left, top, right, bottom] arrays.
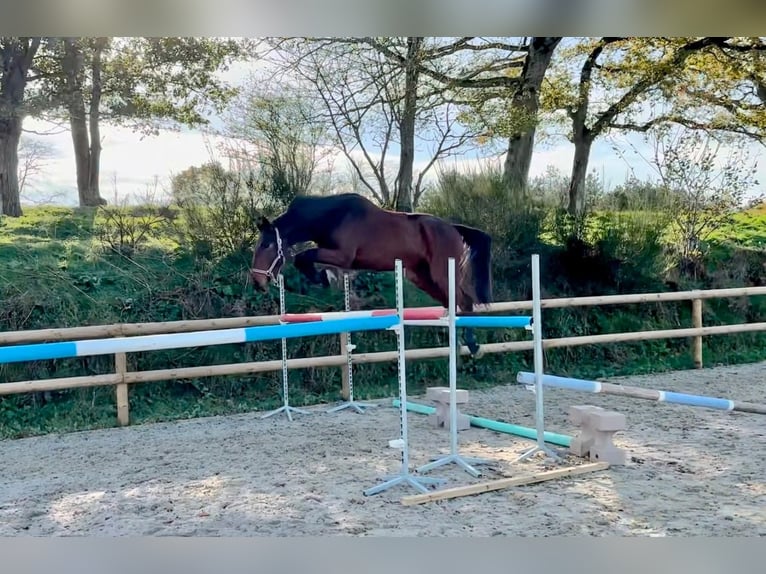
[[400, 462, 610, 506]]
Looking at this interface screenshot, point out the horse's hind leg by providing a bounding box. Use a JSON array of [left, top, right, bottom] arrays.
[[457, 292, 483, 358], [421, 261, 483, 358], [407, 268, 476, 357], [404, 265, 448, 307]]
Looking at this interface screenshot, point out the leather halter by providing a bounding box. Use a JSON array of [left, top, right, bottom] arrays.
[[250, 227, 284, 282]]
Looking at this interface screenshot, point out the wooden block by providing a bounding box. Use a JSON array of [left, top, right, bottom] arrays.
[[431, 389, 469, 404], [590, 445, 627, 465], [431, 408, 470, 431], [569, 435, 593, 457], [569, 405, 603, 426], [444, 413, 471, 431], [426, 386, 450, 400], [589, 411, 626, 432]]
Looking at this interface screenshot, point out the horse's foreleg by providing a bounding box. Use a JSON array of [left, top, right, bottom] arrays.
[[294, 248, 354, 286], [293, 250, 327, 285]]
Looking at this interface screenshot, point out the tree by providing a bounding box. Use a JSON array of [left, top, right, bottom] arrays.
[[35, 36, 247, 208], [221, 80, 332, 206], [395, 37, 423, 212], [349, 37, 564, 207], [445, 37, 562, 202], [543, 37, 726, 217], [17, 136, 56, 200], [500, 37, 562, 198], [646, 37, 766, 138], [269, 37, 487, 211], [647, 126, 759, 273], [170, 161, 264, 258], [0, 37, 41, 216], [61, 37, 108, 206]]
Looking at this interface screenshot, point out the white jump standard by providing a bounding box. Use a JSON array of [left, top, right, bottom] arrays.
[[415, 258, 493, 478], [363, 260, 447, 496], [261, 274, 311, 421], [515, 254, 563, 463]]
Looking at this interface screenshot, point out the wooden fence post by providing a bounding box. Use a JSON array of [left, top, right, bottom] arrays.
[[692, 298, 703, 368], [115, 352, 130, 426]]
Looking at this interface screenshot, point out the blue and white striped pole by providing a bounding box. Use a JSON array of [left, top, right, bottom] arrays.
[[0, 315, 400, 365], [515, 372, 766, 415]]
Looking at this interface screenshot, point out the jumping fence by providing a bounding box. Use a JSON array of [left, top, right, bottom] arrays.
[[1, 285, 765, 427]]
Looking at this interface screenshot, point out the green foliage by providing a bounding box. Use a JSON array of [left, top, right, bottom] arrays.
[[169, 162, 265, 260], [652, 38, 766, 139], [95, 202, 176, 258], [421, 164, 547, 302], [224, 84, 331, 202], [1, 183, 765, 439], [650, 127, 760, 271], [711, 207, 766, 249], [31, 37, 246, 133]]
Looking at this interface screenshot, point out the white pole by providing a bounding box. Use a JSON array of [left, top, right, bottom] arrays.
[[326, 273, 375, 413], [344, 273, 354, 403], [516, 253, 559, 461], [416, 257, 489, 477], [532, 254, 545, 448], [279, 273, 289, 412], [362, 259, 445, 495], [260, 274, 310, 421], [448, 257, 459, 456], [396, 260, 410, 473]]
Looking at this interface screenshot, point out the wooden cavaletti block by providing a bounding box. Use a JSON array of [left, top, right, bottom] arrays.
[[426, 387, 471, 431], [568, 405, 627, 465]]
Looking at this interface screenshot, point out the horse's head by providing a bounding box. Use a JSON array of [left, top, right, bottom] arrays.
[[250, 216, 285, 291]]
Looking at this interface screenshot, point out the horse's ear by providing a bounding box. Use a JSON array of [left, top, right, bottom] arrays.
[[256, 215, 271, 232]]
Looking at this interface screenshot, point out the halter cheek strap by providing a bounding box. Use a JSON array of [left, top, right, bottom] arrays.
[[250, 227, 284, 281]]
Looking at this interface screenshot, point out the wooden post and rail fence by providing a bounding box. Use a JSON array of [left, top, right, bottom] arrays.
[[1, 286, 765, 427]]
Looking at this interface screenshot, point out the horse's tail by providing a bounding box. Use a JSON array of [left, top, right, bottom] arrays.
[[452, 223, 493, 305]]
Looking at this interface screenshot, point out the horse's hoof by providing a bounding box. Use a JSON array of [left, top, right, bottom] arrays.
[[466, 341, 483, 358], [468, 345, 484, 360]]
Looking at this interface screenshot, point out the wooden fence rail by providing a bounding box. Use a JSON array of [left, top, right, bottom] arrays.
[[1, 285, 765, 427]]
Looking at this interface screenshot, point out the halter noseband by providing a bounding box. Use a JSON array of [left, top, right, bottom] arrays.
[[250, 227, 284, 282]]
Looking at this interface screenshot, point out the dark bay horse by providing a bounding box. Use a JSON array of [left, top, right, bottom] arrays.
[[249, 193, 493, 356]]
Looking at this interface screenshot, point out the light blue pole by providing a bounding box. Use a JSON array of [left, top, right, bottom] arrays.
[[392, 399, 572, 447], [455, 316, 532, 329]]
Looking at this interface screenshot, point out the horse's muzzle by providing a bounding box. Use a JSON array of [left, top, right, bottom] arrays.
[[250, 270, 272, 292]]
